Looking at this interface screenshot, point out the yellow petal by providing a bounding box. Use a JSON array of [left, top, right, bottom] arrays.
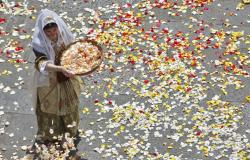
[[246, 95, 250, 102], [243, 0, 250, 4]]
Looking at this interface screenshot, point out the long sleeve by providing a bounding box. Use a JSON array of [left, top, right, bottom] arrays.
[[33, 49, 53, 75]]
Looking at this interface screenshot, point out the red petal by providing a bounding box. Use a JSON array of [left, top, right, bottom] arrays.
[[0, 18, 6, 24], [144, 80, 149, 84], [186, 87, 192, 92], [15, 47, 24, 52], [162, 28, 169, 34], [108, 100, 113, 105], [196, 131, 201, 136]]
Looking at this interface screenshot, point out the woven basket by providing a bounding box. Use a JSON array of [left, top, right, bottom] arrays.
[[61, 39, 103, 76]]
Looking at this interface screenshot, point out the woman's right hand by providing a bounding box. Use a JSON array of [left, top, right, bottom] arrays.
[[60, 67, 75, 77]]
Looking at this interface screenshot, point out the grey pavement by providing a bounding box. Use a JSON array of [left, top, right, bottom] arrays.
[[0, 0, 250, 160]]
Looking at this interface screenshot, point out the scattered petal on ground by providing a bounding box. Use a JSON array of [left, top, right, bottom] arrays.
[[0, 0, 250, 159]]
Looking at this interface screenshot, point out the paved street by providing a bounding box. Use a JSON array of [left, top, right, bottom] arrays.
[[0, 0, 250, 159]]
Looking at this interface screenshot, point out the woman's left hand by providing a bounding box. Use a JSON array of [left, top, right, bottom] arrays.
[[60, 67, 75, 77]]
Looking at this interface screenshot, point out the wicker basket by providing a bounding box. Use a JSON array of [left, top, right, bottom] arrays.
[[61, 39, 103, 76]]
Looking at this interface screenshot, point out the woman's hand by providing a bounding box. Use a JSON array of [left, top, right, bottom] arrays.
[[45, 63, 75, 77], [60, 67, 75, 78]]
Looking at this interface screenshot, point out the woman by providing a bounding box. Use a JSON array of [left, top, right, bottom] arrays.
[[31, 9, 83, 150]]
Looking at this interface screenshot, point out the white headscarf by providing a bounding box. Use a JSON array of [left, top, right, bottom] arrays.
[[30, 9, 74, 107], [32, 8, 74, 62]]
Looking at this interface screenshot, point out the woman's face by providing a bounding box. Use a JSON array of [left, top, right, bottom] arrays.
[[44, 26, 58, 42]]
